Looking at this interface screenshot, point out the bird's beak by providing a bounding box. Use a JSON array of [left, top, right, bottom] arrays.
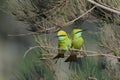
[[82, 29, 87, 32], [54, 35, 58, 38]]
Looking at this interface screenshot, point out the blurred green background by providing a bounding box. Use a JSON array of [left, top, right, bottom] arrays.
[[0, 1, 35, 80]]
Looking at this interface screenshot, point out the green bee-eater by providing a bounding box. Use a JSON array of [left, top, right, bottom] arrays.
[[65, 29, 85, 62], [53, 30, 71, 63]]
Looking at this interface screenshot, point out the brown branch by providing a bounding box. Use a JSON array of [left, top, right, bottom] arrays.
[[40, 53, 120, 60], [8, 6, 96, 37], [37, 0, 67, 16], [38, 5, 96, 31], [38, 6, 96, 32], [87, 0, 120, 15], [8, 32, 39, 36], [63, 6, 96, 26], [23, 46, 120, 59]]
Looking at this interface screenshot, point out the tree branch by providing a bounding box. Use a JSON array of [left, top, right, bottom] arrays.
[[8, 6, 96, 37], [23, 46, 120, 59], [63, 6, 96, 26], [8, 32, 39, 36], [87, 0, 120, 15]]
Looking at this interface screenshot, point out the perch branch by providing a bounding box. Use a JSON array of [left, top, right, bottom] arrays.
[[39, 53, 120, 60], [87, 0, 120, 15], [23, 46, 120, 59]]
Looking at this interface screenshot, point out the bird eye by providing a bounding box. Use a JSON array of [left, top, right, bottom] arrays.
[[58, 36, 65, 40]]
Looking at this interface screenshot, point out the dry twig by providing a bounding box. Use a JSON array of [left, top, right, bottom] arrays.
[[8, 6, 96, 37], [62, 6, 96, 27], [87, 0, 120, 15]]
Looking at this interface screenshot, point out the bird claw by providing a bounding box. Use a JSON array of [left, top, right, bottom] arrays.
[[81, 51, 87, 57]]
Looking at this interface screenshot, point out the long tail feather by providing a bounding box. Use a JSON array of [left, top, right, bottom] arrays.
[[53, 54, 64, 59], [65, 55, 77, 62]]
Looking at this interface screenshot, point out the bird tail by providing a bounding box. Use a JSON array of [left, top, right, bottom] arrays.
[[65, 54, 77, 62], [117, 58, 120, 62], [53, 54, 64, 59]]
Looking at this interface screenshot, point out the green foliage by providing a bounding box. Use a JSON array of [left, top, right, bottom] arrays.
[[0, 0, 7, 12], [69, 56, 120, 80], [99, 23, 120, 56], [15, 48, 55, 80]]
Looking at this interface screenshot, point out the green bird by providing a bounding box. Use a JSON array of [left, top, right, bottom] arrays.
[[65, 29, 85, 62], [53, 30, 71, 63]]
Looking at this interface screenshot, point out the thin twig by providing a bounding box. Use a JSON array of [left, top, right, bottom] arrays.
[[8, 6, 96, 37], [45, 5, 96, 29], [23, 46, 120, 59], [63, 6, 96, 26], [8, 32, 39, 36], [87, 0, 120, 15], [23, 46, 40, 58], [40, 6, 96, 31]]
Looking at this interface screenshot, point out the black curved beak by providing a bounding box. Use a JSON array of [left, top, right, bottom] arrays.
[[82, 29, 87, 32]]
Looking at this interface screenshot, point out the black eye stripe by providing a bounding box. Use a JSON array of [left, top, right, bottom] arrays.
[[75, 31, 82, 34], [57, 35, 66, 37]]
